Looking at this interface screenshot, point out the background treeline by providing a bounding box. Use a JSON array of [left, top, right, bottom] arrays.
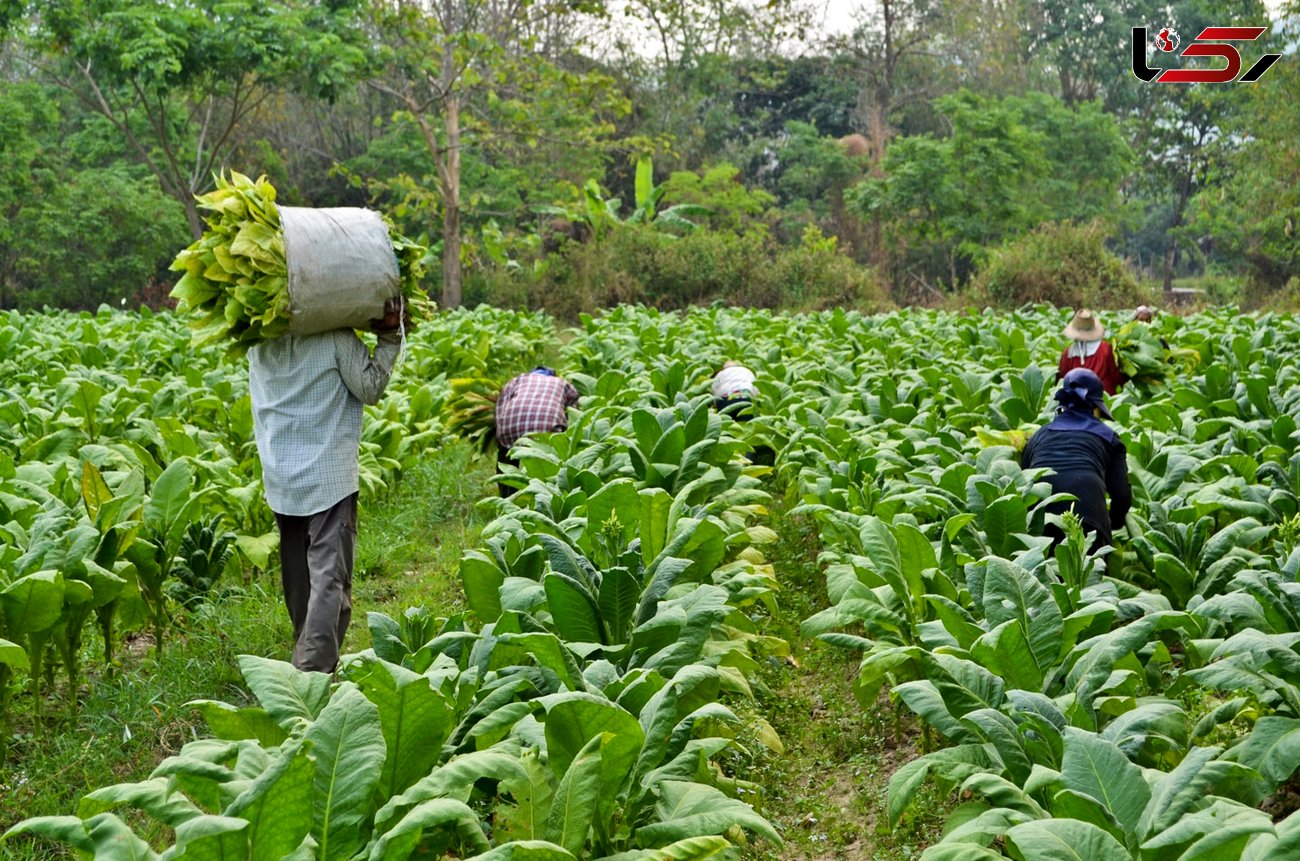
[[0, 0, 1297, 316]]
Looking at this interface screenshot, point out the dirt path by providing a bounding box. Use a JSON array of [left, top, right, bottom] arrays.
[[742, 510, 946, 860]]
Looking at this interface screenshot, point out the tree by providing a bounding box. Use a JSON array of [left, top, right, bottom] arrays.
[[1125, 0, 1271, 291], [593, 0, 810, 172], [835, 0, 946, 165], [848, 89, 1130, 288], [0, 81, 187, 308], [365, 0, 626, 308], [1186, 2, 1300, 292], [21, 0, 366, 238], [0, 80, 60, 307], [1031, 0, 1161, 109]]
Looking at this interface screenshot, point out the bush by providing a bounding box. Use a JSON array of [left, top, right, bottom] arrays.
[[971, 220, 1147, 309], [3, 166, 189, 310], [765, 227, 890, 311], [466, 225, 890, 318], [1254, 276, 1300, 313]]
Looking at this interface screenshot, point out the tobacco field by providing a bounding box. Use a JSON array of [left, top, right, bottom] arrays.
[[4, 303, 1300, 860]]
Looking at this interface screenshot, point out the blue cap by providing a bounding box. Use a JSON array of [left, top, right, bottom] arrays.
[[1056, 368, 1113, 420]]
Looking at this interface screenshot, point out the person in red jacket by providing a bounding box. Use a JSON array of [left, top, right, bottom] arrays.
[[1057, 309, 1125, 395]]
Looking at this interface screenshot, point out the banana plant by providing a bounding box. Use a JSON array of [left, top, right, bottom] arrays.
[[535, 156, 711, 240]]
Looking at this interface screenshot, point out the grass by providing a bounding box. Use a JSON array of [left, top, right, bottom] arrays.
[[0, 442, 494, 857], [739, 505, 948, 860]]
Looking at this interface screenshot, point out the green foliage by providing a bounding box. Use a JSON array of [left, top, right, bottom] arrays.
[[850, 90, 1131, 288], [0, 81, 188, 309], [0, 304, 548, 747], [25, 0, 369, 235], [477, 226, 889, 317], [538, 156, 711, 241], [661, 163, 776, 236], [970, 221, 1145, 309], [1187, 38, 1300, 294], [9, 302, 1300, 858]]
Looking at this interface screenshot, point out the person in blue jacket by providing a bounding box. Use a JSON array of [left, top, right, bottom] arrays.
[[1021, 368, 1132, 551]]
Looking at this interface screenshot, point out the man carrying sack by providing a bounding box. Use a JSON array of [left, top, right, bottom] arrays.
[[249, 298, 407, 673]]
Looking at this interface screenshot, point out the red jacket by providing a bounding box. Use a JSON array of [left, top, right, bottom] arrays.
[[1058, 340, 1125, 395]]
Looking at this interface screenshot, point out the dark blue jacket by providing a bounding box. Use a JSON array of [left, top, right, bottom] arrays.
[[1020, 410, 1132, 548]]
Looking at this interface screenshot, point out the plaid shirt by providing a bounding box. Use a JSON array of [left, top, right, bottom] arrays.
[[495, 373, 579, 450], [249, 330, 400, 516]]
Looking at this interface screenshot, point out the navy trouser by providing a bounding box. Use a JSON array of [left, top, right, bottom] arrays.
[[274, 492, 357, 672]]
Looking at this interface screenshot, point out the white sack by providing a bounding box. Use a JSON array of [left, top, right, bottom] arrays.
[[281, 206, 400, 335]]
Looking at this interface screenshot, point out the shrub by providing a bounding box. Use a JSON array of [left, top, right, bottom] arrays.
[[971, 220, 1146, 309], [466, 224, 890, 318], [1254, 276, 1300, 313], [4, 166, 189, 310], [764, 226, 890, 311]]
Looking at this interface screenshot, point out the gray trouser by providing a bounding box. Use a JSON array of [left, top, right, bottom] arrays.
[[274, 493, 357, 672]]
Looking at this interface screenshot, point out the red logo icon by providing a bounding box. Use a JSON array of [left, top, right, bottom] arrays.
[[1132, 25, 1281, 83]]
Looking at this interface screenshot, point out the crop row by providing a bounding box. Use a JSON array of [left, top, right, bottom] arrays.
[[561, 304, 1300, 860], [0, 306, 553, 750], [9, 303, 1300, 860]]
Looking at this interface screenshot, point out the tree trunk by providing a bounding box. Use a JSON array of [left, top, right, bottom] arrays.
[[868, 98, 889, 166], [1163, 173, 1193, 293], [441, 94, 463, 309], [1161, 235, 1178, 294], [183, 195, 204, 241]]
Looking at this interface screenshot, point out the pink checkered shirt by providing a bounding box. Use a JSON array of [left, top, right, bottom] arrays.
[[495, 373, 580, 450]]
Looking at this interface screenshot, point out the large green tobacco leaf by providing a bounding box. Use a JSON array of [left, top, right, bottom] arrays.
[[544, 574, 603, 645], [79, 777, 202, 827], [143, 458, 197, 543], [348, 657, 455, 798], [237, 656, 332, 728], [462, 550, 506, 622], [303, 684, 386, 861], [0, 638, 28, 671], [1059, 728, 1150, 839], [540, 693, 644, 783], [971, 618, 1043, 693], [373, 745, 535, 834], [888, 744, 997, 825], [545, 733, 605, 855], [1137, 746, 1231, 840], [224, 739, 315, 861], [633, 781, 779, 847], [365, 798, 488, 860], [1004, 818, 1130, 861], [980, 557, 1062, 675], [597, 567, 640, 645], [6, 813, 161, 859], [81, 460, 114, 522], [639, 488, 673, 564], [1230, 716, 1300, 784], [165, 815, 250, 860], [1, 570, 64, 637], [187, 700, 291, 748]]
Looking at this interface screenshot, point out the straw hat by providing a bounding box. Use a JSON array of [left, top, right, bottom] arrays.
[[1063, 309, 1104, 341]]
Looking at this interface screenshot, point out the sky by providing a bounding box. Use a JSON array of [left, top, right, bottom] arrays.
[[812, 0, 1291, 40]]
